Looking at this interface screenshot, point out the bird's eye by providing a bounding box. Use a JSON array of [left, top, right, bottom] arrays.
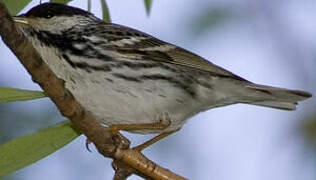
[[46, 14, 53, 18], [45, 12, 54, 18]]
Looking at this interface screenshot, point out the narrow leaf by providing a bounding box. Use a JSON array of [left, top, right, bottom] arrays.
[[0, 121, 81, 177], [50, 0, 73, 4], [2, 0, 32, 15], [100, 0, 111, 23], [144, 0, 153, 15], [87, 0, 91, 12], [0, 87, 46, 103]]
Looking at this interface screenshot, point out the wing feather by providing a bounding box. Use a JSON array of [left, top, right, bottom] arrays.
[[99, 23, 247, 81]]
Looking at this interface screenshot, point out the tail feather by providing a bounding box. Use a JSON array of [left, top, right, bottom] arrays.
[[244, 84, 312, 110], [249, 101, 297, 110]]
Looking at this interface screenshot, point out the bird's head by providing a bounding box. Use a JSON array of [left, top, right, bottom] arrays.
[[13, 3, 99, 33]]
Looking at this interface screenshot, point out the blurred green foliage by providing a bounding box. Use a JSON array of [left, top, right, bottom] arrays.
[[100, 0, 111, 23], [144, 0, 152, 15], [300, 115, 316, 149], [190, 7, 233, 35], [50, 0, 73, 3], [0, 121, 81, 178], [87, 0, 91, 12], [0, 87, 46, 103], [2, 0, 31, 15], [0, 86, 79, 178]]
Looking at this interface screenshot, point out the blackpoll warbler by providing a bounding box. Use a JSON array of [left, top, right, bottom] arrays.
[[12, 3, 312, 148]]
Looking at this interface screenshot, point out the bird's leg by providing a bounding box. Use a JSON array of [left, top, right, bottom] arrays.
[[84, 119, 170, 152], [107, 112, 177, 151], [133, 130, 178, 151], [108, 120, 169, 133], [108, 112, 171, 133]]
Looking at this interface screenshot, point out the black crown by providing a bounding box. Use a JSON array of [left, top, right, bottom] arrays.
[[20, 3, 92, 18]]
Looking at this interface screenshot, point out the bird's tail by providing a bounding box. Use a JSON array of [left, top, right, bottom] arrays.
[[243, 84, 312, 110]]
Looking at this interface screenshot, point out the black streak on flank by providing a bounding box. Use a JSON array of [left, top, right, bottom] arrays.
[[115, 61, 159, 70], [62, 53, 112, 73], [111, 73, 196, 97], [70, 77, 76, 84], [195, 79, 213, 90], [140, 74, 196, 97], [112, 73, 142, 82], [62, 54, 75, 67], [105, 78, 114, 83]]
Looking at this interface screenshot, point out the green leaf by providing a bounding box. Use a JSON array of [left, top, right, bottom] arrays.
[[100, 0, 111, 23], [50, 0, 73, 4], [144, 0, 153, 15], [0, 87, 46, 103], [0, 121, 81, 177], [2, 0, 32, 15]]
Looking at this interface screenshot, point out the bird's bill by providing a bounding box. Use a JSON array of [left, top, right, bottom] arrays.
[[12, 16, 29, 25]]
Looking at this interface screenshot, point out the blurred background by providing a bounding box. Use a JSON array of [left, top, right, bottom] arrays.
[[0, 0, 315, 179]]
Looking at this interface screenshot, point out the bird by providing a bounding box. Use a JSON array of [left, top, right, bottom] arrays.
[[12, 2, 312, 150]]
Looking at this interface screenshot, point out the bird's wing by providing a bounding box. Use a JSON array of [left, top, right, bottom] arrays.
[[98, 23, 247, 81]]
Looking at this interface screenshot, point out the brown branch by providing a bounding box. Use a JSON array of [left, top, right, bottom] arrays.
[[0, 2, 186, 180]]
